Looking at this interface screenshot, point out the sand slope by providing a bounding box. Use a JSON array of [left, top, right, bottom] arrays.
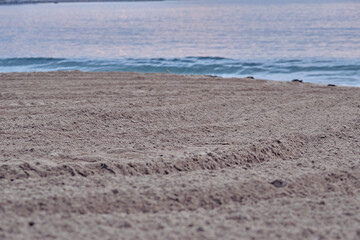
[[0, 72, 359, 239]]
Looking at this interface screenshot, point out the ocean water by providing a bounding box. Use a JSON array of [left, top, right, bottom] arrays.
[[0, 0, 359, 86]]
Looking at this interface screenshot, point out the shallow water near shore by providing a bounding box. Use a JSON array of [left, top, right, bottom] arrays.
[[0, 0, 359, 85], [1, 57, 360, 86]]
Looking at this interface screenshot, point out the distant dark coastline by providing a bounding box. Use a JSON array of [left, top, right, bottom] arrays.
[[0, 0, 162, 5]]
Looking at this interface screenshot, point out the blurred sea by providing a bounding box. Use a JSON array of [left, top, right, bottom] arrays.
[[0, 0, 359, 86]]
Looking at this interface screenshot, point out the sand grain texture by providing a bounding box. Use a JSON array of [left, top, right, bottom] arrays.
[[1, 72, 360, 239]]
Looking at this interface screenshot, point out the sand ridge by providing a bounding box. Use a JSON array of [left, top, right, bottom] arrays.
[[0, 72, 360, 239]]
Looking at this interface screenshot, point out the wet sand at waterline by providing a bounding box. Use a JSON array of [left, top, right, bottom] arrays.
[[1, 72, 359, 239]]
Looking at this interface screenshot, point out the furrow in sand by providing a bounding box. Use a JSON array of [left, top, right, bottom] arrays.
[[0, 166, 359, 217], [0, 133, 307, 179], [2, 114, 359, 180]]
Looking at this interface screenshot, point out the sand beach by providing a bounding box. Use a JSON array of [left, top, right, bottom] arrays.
[[0, 72, 359, 239]]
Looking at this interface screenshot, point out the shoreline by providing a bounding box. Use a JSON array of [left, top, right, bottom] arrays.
[[1, 71, 359, 239], [1, 57, 358, 87], [1, 70, 359, 88]]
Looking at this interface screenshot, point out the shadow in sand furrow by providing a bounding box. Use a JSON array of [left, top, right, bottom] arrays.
[[0, 134, 308, 180], [2, 168, 359, 217]]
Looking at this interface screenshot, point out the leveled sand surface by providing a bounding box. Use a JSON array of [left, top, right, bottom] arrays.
[[0, 72, 359, 239]]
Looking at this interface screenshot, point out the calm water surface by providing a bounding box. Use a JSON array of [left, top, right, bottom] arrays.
[[0, 1, 359, 85]]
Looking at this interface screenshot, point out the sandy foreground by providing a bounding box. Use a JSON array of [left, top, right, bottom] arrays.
[[0, 71, 359, 239]]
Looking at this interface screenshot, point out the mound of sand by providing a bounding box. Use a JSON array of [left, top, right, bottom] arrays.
[[0, 72, 359, 239]]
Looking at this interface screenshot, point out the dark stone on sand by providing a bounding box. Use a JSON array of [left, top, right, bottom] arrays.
[[100, 163, 108, 169], [292, 79, 303, 83], [270, 179, 285, 188], [246, 76, 254, 79], [28, 222, 35, 227], [328, 84, 336, 87]]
